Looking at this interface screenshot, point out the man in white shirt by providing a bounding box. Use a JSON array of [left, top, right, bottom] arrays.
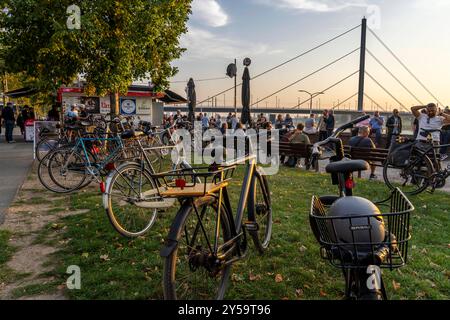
[[412, 103, 450, 141], [411, 103, 450, 160]]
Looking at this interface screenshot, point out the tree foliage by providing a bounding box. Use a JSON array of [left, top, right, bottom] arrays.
[[0, 0, 192, 96]]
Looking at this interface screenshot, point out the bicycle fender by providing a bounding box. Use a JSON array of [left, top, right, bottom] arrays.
[[160, 201, 193, 257], [160, 239, 179, 257]]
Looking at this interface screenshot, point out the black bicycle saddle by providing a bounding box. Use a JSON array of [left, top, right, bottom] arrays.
[[326, 159, 369, 174]]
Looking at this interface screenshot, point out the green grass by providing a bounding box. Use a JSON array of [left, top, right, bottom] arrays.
[[0, 230, 28, 285], [33, 167, 449, 300]]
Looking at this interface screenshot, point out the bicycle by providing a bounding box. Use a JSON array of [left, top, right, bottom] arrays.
[[102, 135, 179, 238], [308, 116, 414, 300], [38, 129, 146, 193], [154, 137, 272, 300], [383, 128, 450, 195]]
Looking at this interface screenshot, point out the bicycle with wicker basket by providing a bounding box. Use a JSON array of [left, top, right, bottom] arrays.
[[308, 116, 415, 300], [153, 151, 272, 300]]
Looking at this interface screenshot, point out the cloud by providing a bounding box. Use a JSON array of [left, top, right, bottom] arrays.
[[255, 0, 367, 12], [180, 26, 280, 60], [191, 0, 229, 27]]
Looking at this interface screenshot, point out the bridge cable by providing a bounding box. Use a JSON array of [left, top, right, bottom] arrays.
[[365, 71, 409, 112], [291, 70, 359, 109], [366, 49, 424, 105], [170, 76, 229, 84], [196, 24, 361, 105], [368, 28, 444, 106], [252, 48, 360, 107], [331, 92, 358, 110], [364, 93, 386, 112]]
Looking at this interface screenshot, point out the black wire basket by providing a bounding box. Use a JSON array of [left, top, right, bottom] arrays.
[[309, 188, 414, 269], [151, 164, 236, 198]]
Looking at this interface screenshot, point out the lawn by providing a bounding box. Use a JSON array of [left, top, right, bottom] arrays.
[[33, 166, 450, 300]]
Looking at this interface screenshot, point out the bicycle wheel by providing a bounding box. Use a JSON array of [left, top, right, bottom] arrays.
[[383, 151, 434, 195], [163, 196, 233, 300], [247, 168, 272, 254], [35, 137, 60, 162], [38, 152, 73, 193], [47, 148, 88, 193], [105, 163, 159, 238]]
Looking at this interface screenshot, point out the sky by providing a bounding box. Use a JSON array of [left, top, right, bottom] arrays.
[[167, 0, 450, 111]]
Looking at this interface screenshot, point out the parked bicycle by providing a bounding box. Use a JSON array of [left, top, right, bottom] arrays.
[[153, 136, 272, 300], [383, 128, 450, 195], [308, 116, 414, 300]]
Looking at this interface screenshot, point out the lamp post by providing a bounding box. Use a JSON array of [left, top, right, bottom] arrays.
[[298, 90, 324, 112]]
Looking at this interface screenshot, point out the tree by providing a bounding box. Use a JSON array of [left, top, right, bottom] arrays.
[[0, 0, 192, 113]]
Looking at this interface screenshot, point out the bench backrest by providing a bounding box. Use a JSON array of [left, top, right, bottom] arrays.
[[344, 146, 389, 163]]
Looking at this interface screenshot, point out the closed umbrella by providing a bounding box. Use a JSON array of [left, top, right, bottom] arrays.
[[186, 78, 196, 123], [241, 67, 251, 125]]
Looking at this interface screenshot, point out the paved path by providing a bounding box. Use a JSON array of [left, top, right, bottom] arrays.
[[0, 128, 33, 224]]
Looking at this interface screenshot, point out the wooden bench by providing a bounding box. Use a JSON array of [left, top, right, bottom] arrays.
[[275, 142, 319, 171], [343, 145, 389, 177]]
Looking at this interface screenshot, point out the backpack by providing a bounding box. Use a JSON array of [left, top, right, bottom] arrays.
[[387, 140, 415, 167]]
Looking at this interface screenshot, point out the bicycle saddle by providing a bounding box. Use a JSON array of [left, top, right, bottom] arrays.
[[326, 159, 369, 174], [421, 128, 441, 133], [120, 130, 146, 139]]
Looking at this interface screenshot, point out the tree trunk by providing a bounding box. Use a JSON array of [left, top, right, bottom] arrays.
[[110, 91, 120, 115]]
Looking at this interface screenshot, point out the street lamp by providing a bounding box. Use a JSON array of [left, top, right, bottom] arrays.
[[298, 90, 324, 112]]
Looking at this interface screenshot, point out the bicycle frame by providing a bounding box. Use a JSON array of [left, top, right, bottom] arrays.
[[72, 136, 125, 177]]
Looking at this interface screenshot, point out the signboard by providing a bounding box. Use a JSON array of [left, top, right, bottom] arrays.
[[100, 100, 110, 114], [137, 99, 152, 115], [120, 98, 137, 115], [80, 96, 100, 114]]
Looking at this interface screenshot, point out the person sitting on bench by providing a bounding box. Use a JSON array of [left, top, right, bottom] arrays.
[[349, 126, 377, 180], [287, 123, 310, 168]]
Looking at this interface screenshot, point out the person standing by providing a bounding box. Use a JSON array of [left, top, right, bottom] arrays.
[[412, 103, 450, 160], [440, 107, 450, 161], [385, 109, 402, 149], [369, 111, 384, 147], [3, 102, 16, 143], [231, 113, 238, 130], [47, 104, 61, 122], [317, 109, 329, 141], [326, 110, 335, 138]]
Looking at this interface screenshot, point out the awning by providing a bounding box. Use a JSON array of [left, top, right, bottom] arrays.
[[159, 89, 187, 104], [4, 87, 39, 98]]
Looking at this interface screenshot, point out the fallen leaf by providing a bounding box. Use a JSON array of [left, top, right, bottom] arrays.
[[299, 245, 307, 252], [100, 254, 110, 261], [249, 273, 261, 281], [392, 280, 401, 291], [304, 284, 311, 289], [81, 252, 89, 258], [275, 274, 283, 283], [295, 288, 304, 297], [319, 290, 327, 297]]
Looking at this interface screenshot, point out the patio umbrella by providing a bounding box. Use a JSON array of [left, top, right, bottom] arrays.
[[241, 67, 251, 125], [186, 78, 196, 123]]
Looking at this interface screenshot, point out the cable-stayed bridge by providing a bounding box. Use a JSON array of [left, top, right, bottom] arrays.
[[166, 18, 445, 114]]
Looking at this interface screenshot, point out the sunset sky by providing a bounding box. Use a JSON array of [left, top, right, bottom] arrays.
[[168, 0, 450, 111]]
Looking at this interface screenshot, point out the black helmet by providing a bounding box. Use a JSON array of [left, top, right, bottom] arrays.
[[328, 197, 385, 249]]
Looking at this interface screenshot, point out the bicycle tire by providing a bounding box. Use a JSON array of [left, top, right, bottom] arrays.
[[104, 162, 158, 238], [383, 151, 434, 195], [47, 148, 88, 193], [247, 169, 272, 254], [38, 152, 73, 193], [162, 196, 232, 300]]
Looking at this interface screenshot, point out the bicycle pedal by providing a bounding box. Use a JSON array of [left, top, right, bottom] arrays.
[[244, 221, 259, 232]]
